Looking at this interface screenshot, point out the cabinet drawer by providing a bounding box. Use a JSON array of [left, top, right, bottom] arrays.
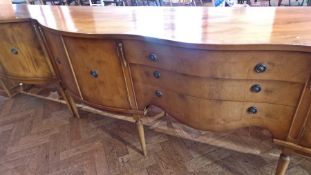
[[134, 84, 295, 139], [131, 65, 304, 107], [124, 40, 311, 83], [0, 22, 54, 81]]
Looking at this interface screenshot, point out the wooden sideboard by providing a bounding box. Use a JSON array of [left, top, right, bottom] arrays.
[[0, 5, 311, 175]]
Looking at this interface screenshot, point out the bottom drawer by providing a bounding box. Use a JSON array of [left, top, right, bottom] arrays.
[[135, 84, 296, 140]]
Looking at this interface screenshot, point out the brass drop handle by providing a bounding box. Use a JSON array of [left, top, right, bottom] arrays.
[[148, 53, 158, 62], [11, 48, 18, 55], [247, 106, 257, 114], [254, 63, 267, 73], [250, 84, 261, 93], [155, 90, 163, 97], [90, 70, 98, 78], [153, 71, 160, 79]]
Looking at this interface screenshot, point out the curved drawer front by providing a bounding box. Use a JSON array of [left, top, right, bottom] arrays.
[[134, 84, 295, 139], [0, 22, 54, 81], [123, 40, 311, 83], [62, 37, 131, 110], [131, 65, 304, 107]]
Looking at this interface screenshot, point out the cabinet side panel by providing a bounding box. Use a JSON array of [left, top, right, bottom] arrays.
[[43, 29, 81, 98]]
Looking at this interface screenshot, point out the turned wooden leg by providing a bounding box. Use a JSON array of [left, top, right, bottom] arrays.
[[275, 153, 290, 175], [136, 119, 147, 156], [58, 87, 80, 118], [0, 79, 12, 98]]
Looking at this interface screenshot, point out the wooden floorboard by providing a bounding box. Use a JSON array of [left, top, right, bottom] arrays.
[[0, 94, 310, 175]]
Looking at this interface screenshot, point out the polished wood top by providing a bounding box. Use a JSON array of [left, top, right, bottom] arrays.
[[1, 5, 311, 46]]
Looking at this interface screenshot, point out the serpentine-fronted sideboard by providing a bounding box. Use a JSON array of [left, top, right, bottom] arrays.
[[0, 5, 311, 175]]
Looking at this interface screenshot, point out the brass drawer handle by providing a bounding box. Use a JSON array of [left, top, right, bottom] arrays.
[[250, 84, 261, 93], [153, 71, 160, 79], [148, 53, 158, 62], [90, 70, 98, 78], [10, 48, 18, 55], [254, 63, 267, 73], [247, 106, 257, 114], [155, 90, 163, 97]]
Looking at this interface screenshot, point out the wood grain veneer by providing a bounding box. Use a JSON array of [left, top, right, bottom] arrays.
[[134, 83, 296, 139], [0, 21, 55, 83], [2, 5, 311, 48], [131, 64, 304, 106], [1, 5, 311, 175], [62, 37, 131, 111], [42, 29, 81, 98], [123, 40, 311, 83]]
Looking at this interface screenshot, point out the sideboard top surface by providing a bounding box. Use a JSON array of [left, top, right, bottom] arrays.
[[1, 5, 311, 47]]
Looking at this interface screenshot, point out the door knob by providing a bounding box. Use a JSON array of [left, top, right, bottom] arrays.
[[90, 70, 98, 78]]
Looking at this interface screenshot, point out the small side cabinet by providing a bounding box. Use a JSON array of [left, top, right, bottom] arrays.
[[0, 21, 55, 83]]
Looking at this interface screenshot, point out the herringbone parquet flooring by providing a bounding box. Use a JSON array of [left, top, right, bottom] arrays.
[[0, 94, 310, 175]]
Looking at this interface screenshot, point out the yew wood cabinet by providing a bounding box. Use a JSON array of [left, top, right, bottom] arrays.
[[1, 5, 311, 175]]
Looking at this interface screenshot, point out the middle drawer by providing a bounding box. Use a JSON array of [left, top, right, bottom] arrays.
[[130, 64, 303, 107]]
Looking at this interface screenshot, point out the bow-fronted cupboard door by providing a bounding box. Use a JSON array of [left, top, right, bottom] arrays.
[[60, 36, 134, 114], [0, 21, 55, 83]]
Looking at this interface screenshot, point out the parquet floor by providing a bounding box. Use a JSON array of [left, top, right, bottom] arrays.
[[0, 94, 310, 175]]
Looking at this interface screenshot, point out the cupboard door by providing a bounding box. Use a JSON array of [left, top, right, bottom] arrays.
[[0, 22, 54, 82], [63, 37, 130, 110]]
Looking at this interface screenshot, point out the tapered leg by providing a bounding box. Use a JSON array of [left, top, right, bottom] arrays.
[[136, 119, 147, 156], [58, 87, 80, 118], [275, 153, 290, 175], [0, 79, 12, 98], [66, 91, 80, 118]]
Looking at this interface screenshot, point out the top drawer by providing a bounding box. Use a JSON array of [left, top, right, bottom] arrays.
[[123, 40, 311, 83]]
